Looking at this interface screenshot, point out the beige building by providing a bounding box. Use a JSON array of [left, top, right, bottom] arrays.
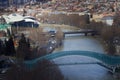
[[91, 14, 104, 22]]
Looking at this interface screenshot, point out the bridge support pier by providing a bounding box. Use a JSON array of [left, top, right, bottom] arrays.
[[112, 67, 116, 73], [91, 33, 95, 36], [63, 34, 65, 39], [85, 33, 87, 36]]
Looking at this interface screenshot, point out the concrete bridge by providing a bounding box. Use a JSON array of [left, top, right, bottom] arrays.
[[25, 51, 120, 73], [64, 29, 97, 37]]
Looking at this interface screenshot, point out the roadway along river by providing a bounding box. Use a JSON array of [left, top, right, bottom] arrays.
[[52, 34, 120, 80]]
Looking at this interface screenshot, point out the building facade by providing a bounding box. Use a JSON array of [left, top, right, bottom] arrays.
[[0, 0, 35, 8], [0, 0, 9, 9]]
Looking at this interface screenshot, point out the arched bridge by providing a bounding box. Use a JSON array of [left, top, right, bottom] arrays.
[[25, 51, 120, 73]]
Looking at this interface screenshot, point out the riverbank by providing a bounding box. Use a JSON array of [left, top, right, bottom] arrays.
[[39, 23, 106, 54], [40, 23, 80, 31], [92, 36, 107, 53]]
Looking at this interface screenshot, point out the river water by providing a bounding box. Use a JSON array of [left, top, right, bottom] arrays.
[[52, 34, 120, 80]]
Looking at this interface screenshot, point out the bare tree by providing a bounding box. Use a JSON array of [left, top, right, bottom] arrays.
[[29, 27, 51, 57], [29, 27, 50, 47], [113, 12, 120, 27], [5, 60, 64, 80], [55, 27, 64, 46]]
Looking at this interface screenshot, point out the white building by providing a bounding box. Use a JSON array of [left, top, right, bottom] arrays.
[[102, 16, 114, 26]]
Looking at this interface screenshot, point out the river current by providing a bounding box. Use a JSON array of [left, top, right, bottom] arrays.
[[52, 34, 119, 80]]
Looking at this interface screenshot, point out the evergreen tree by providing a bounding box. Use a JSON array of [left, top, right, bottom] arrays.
[[16, 34, 31, 60], [5, 36, 15, 56], [5, 60, 64, 80]]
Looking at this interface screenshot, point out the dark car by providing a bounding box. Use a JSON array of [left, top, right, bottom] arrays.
[[48, 31, 56, 37]]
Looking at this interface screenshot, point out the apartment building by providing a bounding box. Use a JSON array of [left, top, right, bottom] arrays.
[[0, 0, 9, 9]]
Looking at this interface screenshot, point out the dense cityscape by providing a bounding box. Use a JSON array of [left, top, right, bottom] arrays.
[[0, 0, 120, 80]]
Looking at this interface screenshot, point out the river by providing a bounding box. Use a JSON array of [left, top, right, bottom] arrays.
[[52, 34, 120, 80]]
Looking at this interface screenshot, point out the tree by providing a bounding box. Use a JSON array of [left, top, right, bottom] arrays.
[[85, 14, 90, 24], [29, 27, 50, 47], [106, 43, 116, 55], [55, 27, 64, 46], [16, 34, 31, 60], [113, 12, 120, 27], [29, 27, 50, 57], [5, 60, 64, 80], [0, 40, 6, 55], [5, 36, 15, 56]]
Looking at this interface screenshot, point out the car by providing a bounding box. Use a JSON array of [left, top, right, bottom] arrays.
[[48, 31, 56, 37]]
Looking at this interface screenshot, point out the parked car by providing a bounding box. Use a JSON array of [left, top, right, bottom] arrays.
[[48, 30, 56, 37]]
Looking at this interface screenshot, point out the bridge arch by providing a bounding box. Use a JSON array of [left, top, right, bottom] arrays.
[[24, 51, 120, 73], [25, 51, 120, 66]]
